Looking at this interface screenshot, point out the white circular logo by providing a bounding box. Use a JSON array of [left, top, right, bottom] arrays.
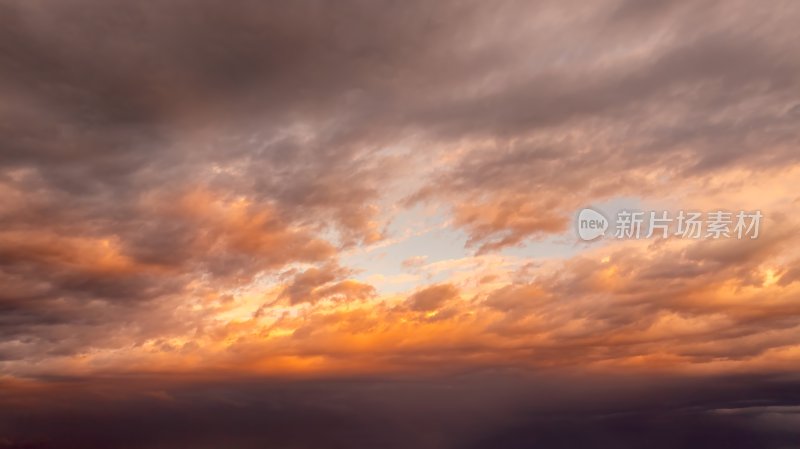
[[576, 208, 608, 241]]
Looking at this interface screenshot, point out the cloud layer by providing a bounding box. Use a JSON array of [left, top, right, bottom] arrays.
[[0, 0, 799, 417]]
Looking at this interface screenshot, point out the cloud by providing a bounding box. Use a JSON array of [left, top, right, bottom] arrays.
[[2, 372, 800, 449], [403, 0, 800, 250], [401, 255, 428, 270], [0, 0, 799, 387], [278, 263, 375, 305], [406, 283, 460, 312]]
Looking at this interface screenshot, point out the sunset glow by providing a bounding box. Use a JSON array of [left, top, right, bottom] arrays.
[[1, 1, 800, 447]]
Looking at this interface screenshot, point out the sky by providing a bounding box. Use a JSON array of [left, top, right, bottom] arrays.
[[1, 1, 800, 447]]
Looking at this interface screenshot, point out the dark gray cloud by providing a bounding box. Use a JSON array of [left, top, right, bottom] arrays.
[[0, 0, 454, 359], [405, 1, 800, 250], [1, 372, 800, 449]]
